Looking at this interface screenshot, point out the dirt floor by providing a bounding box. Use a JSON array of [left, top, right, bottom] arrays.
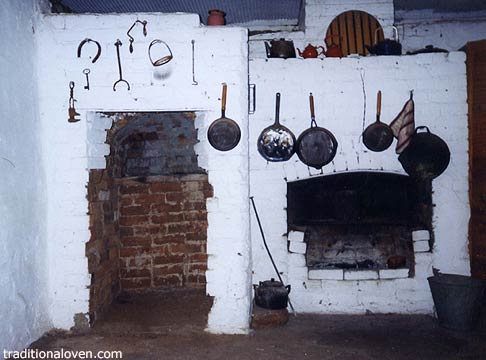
[[32, 289, 486, 360]]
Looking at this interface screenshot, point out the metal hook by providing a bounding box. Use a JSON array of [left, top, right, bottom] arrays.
[[77, 38, 102, 63], [127, 20, 148, 53], [113, 40, 130, 91], [191, 40, 198, 85]]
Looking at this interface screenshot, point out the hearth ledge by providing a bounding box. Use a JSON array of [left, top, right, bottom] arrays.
[[308, 269, 344, 280], [378, 268, 410, 279], [344, 270, 379, 281]]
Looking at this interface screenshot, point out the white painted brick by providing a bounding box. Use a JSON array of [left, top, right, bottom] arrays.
[[344, 270, 379, 281], [379, 269, 410, 279], [308, 269, 344, 280], [87, 157, 106, 169], [414, 240, 430, 253], [287, 231, 305, 242], [39, 12, 251, 336], [288, 266, 309, 280], [412, 230, 430, 241], [87, 144, 110, 157], [288, 241, 307, 254], [288, 253, 306, 267], [303, 280, 322, 289]]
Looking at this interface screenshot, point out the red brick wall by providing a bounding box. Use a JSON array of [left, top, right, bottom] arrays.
[[117, 175, 212, 290], [86, 169, 120, 322]]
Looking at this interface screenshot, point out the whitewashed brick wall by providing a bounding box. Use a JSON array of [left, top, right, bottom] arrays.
[[249, 53, 469, 314], [0, 0, 51, 352], [304, 0, 395, 42], [37, 13, 251, 334], [250, 0, 395, 59], [396, 10, 486, 52]]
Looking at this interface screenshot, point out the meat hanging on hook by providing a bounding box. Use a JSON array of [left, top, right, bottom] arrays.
[[127, 20, 148, 53]]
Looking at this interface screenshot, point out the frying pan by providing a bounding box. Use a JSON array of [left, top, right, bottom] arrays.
[[296, 93, 338, 169], [207, 83, 241, 151], [362, 90, 394, 152], [257, 93, 296, 162]]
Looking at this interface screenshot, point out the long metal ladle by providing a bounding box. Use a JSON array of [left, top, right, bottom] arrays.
[[113, 39, 130, 91]]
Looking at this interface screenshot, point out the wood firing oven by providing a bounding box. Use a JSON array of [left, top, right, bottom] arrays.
[[287, 172, 433, 272]]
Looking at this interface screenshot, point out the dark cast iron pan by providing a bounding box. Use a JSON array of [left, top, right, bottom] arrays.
[[362, 90, 394, 152], [398, 126, 450, 180], [296, 93, 338, 169], [257, 93, 296, 162], [207, 83, 241, 151]]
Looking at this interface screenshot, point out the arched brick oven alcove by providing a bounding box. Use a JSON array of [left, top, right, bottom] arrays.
[[86, 112, 213, 323]]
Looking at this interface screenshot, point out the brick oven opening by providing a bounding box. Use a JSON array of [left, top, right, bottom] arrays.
[[287, 172, 433, 272], [86, 112, 213, 325]]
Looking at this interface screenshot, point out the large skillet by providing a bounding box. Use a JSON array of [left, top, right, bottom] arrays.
[[257, 93, 296, 162], [296, 93, 338, 169], [207, 83, 241, 151]]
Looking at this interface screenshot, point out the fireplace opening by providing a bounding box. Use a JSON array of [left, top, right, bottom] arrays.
[[86, 112, 213, 327], [287, 172, 433, 271]]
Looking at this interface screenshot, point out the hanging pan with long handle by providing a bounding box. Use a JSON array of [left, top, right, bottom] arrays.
[[207, 83, 241, 151], [257, 92, 296, 162], [362, 90, 394, 152], [296, 93, 338, 169]]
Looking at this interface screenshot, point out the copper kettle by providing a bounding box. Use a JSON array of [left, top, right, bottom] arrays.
[[297, 43, 325, 59], [324, 35, 343, 58]]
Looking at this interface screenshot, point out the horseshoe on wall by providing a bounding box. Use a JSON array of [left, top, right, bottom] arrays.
[[77, 38, 102, 63]]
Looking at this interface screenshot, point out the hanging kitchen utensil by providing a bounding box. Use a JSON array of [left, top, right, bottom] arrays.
[[148, 39, 173, 66], [113, 39, 130, 91], [362, 90, 394, 152], [296, 93, 338, 169], [67, 81, 80, 123], [264, 38, 296, 59], [398, 126, 450, 180], [191, 40, 198, 85], [77, 38, 101, 63], [257, 93, 296, 162], [250, 196, 295, 313], [366, 26, 402, 56], [126, 19, 147, 53], [207, 83, 241, 151]]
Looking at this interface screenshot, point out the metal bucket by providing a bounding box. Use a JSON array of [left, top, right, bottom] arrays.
[[428, 274, 484, 331]]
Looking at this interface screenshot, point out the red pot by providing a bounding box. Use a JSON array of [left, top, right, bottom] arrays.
[[207, 9, 225, 26]]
